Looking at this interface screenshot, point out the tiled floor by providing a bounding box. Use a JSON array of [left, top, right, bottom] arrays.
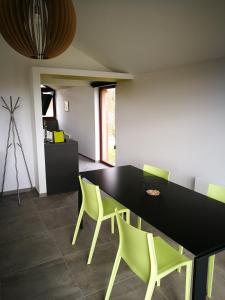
[[79, 155, 108, 173], [0, 158, 225, 299]]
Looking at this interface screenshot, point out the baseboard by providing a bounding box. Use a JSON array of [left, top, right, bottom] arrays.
[[38, 192, 47, 198], [78, 153, 97, 162], [78, 153, 113, 167], [1, 187, 37, 196]]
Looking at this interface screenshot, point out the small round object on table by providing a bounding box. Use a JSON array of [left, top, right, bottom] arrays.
[[146, 189, 160, 196]]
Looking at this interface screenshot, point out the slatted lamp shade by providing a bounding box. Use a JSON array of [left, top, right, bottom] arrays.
[[0, 0, 76, 59]]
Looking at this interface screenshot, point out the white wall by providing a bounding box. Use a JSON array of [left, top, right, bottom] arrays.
[[56, 86, 97, 160], [0, 35, 108, 192], [116, 59, 225, 189], [0, 45, 35, 193]]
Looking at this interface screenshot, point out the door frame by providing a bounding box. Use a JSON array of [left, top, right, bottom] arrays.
[[31, 67, 133, 194], [99, 86, 116, 167]]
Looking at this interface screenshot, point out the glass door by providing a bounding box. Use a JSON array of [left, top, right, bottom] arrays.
[[100, 87, 116, 166]]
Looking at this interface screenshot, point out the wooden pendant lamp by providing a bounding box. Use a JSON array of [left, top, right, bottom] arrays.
[[0, 0, 76, 59]]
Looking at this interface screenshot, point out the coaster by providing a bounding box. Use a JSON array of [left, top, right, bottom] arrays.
[[146, 189, 160, 196]]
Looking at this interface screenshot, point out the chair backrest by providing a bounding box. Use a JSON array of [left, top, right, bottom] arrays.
[[143, 164, 170, 181], [208, 183, 225, 204], [79, 176, 103, 220], [115, 211, 157, 283]]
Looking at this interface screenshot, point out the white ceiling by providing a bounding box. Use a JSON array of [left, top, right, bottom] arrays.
[[73, 0, 225, 73]]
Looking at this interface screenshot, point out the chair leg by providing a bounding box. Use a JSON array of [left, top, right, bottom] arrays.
[[137, 216, 142, 229], [185, 261, 192, 300], [87, 219, 102, 264], [207, 255, 215, 298], [105, 250, 122, 300], [126, 210, 130, 224], [111, 216, 114, 234], [157, 279, 160, 287], [177, 245, 184, 273], [145, 277, 156, 300], [72, 205, 84, 246]]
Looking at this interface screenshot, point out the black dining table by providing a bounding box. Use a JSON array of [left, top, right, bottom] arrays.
[[79, 165, 225, 300]]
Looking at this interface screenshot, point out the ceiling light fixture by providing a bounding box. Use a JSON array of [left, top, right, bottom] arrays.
[[0, 0, 76, 59]]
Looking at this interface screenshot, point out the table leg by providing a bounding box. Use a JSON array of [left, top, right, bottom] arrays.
[[192, 256, 208, 300], [78, 183, 83, 229]]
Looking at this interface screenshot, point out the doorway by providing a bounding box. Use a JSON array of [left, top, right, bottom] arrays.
[[99, 87, 116, 166], [32, 67, 132, 194]]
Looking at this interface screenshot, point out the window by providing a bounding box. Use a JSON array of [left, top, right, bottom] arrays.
[[41, 85, 56, 119]]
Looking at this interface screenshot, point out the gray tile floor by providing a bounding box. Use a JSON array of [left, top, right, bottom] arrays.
[[79, 155, 108, 172], [0, 157, 225, 299]]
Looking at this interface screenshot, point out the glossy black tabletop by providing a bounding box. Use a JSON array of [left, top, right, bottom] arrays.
[[81, 165, 225, 258]]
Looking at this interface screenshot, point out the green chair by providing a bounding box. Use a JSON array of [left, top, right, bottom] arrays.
[[72, 176, 130, 264], [141, 164, 183, 276], [143, 164, 170, 181], [137, 164, 170, 229], [105, 210, 192, 300], [206, 183, 225, 298]]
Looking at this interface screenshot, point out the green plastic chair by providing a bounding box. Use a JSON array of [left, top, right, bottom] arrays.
[[137, 164, 170, 229], [206, 183, 225, 298], [141, 164, 183, 276], [143, 164, 170, 181], [72, 176, 130, 264], [105, 210, 192, 300]]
